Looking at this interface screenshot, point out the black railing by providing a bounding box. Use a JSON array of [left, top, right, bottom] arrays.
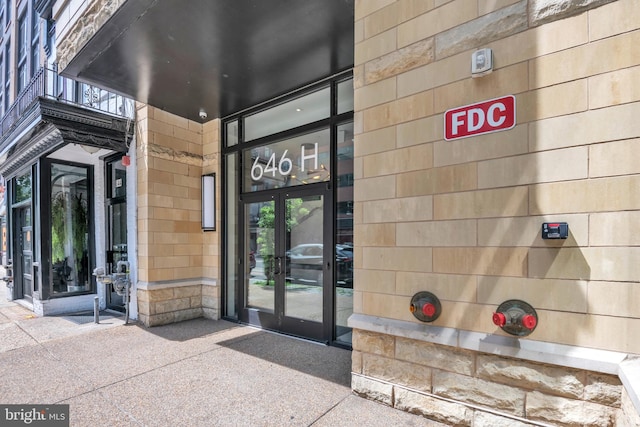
[[0, 67, 134, 138]]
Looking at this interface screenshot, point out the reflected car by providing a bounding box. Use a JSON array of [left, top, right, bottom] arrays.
[[285, 243, 353, 287], [335, 245, 353, 288]]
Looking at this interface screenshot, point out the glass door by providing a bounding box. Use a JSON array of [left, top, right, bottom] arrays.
[[14, 206, 33, 301], [106, 157, 127, 311], [106, 200, 127, 310], [241, 186, 329, 341], [50, 162, 91, 295], [223, 73, 354, 345]]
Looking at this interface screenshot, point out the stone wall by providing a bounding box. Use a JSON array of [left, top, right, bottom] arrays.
[[202, 118, 220, 291], [618, 388, 640, 426], [135, 105, 220, 326], [137, 284, 202, 326], [354, 0, 640, 422], [136, 282, 219, 326], [353, 330, 622, 426], [55, 0, 127, 71]]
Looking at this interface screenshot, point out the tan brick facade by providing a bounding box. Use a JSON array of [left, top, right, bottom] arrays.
[[354, 0, 640, 423], [135, 105, 220, 326], [53, 0, 640, 423]]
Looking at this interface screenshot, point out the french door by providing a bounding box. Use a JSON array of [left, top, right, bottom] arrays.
[[223, 72, 354, 346], [240, 184, 331, 341]]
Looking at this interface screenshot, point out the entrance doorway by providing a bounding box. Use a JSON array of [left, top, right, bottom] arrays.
[[105, 157, 128, 311], [14, 206, 33, 301], [242, 186, 329, 340], [223, 74, 354, 345]]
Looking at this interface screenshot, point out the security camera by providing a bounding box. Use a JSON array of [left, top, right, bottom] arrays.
[[199, 108, 207, 120]]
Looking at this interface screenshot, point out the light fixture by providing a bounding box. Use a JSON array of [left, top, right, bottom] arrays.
[[202, 174, 215, 231], [81, 145, 101, 154]]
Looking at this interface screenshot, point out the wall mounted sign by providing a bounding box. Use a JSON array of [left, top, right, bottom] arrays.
[[444, 95, 515, 141], [243, 128, 331, 192]]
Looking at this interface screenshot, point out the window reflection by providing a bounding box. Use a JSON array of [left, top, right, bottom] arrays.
[[244, 86, 330, 141], [246, 200, 275, 312], [15, 171, 31, 203], [226, 120, 238, 147], [335, 121, 354, 345], [51, 163, 91, 294], [337, 78, 354, 114], [110, 158, 126, 199]]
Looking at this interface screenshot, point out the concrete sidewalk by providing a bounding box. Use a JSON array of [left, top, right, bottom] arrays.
[[0, 300, 444, 426]]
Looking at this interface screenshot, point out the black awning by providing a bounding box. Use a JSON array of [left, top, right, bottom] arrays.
[[62, 0, 354, 121]]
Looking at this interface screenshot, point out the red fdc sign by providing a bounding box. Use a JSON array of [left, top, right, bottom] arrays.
[[444, 95, 516, 141]]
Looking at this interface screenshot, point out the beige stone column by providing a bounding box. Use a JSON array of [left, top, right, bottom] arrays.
[[135, 105, 220, 325]]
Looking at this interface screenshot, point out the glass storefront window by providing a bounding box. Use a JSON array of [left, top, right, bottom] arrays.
[[15, 171, 31, 203], [243, 128, 330, 192], [226, 120, 239, 147], [225, 152, 238, 318], [109, 158, 126, 199], [244, 86, 330, 142], [51, 163, 91, 294], [335, 121, 354, 345], [337, 78, 354, 115]]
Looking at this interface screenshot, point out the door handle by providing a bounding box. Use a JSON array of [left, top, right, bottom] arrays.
[[273, 257, 283, 275]]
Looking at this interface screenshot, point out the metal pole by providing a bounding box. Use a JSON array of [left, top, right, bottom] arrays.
[[124, 283, 130, 325], [94, 296, 100, 324]]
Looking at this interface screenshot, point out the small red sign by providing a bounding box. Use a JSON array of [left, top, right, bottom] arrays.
[[444, 95, 516, 141]]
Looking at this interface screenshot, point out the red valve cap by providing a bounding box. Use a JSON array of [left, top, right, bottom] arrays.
[[422, 303, 436, 317], [522, 314, 537, 330], [492, 312, 506, 327]]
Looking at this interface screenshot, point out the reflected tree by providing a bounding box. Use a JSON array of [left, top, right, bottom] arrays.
[[257, 199, 309, 284]]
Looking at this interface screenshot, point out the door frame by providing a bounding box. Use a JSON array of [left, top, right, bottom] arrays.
[[105, 154, 128, 311], [221, 71, 354, 346], [239, 182, 333, 342], [12, 204, 33, 302]]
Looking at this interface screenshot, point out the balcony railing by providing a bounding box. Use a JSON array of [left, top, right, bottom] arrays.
[[0, 67, 134, 138]]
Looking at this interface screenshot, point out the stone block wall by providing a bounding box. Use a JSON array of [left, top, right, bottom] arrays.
[[202, 119, 220, 282], [354, 0, 640, 354], [55, 0, 128, 71], [135, 105, 220, 326], [353, 330, 622, 426], [619, 388, 640, 426], [137, 284, 202, 326], [136, 105, 205, 283], [354, 0, 640, 422], [136, 282, 219, 326]]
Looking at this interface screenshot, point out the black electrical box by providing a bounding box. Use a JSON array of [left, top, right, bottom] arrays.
[[542, 222, 569, 239]]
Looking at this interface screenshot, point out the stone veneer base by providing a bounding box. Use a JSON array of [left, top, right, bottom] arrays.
[[137, 279, 219, 327], [349, 313, 640, 425]]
